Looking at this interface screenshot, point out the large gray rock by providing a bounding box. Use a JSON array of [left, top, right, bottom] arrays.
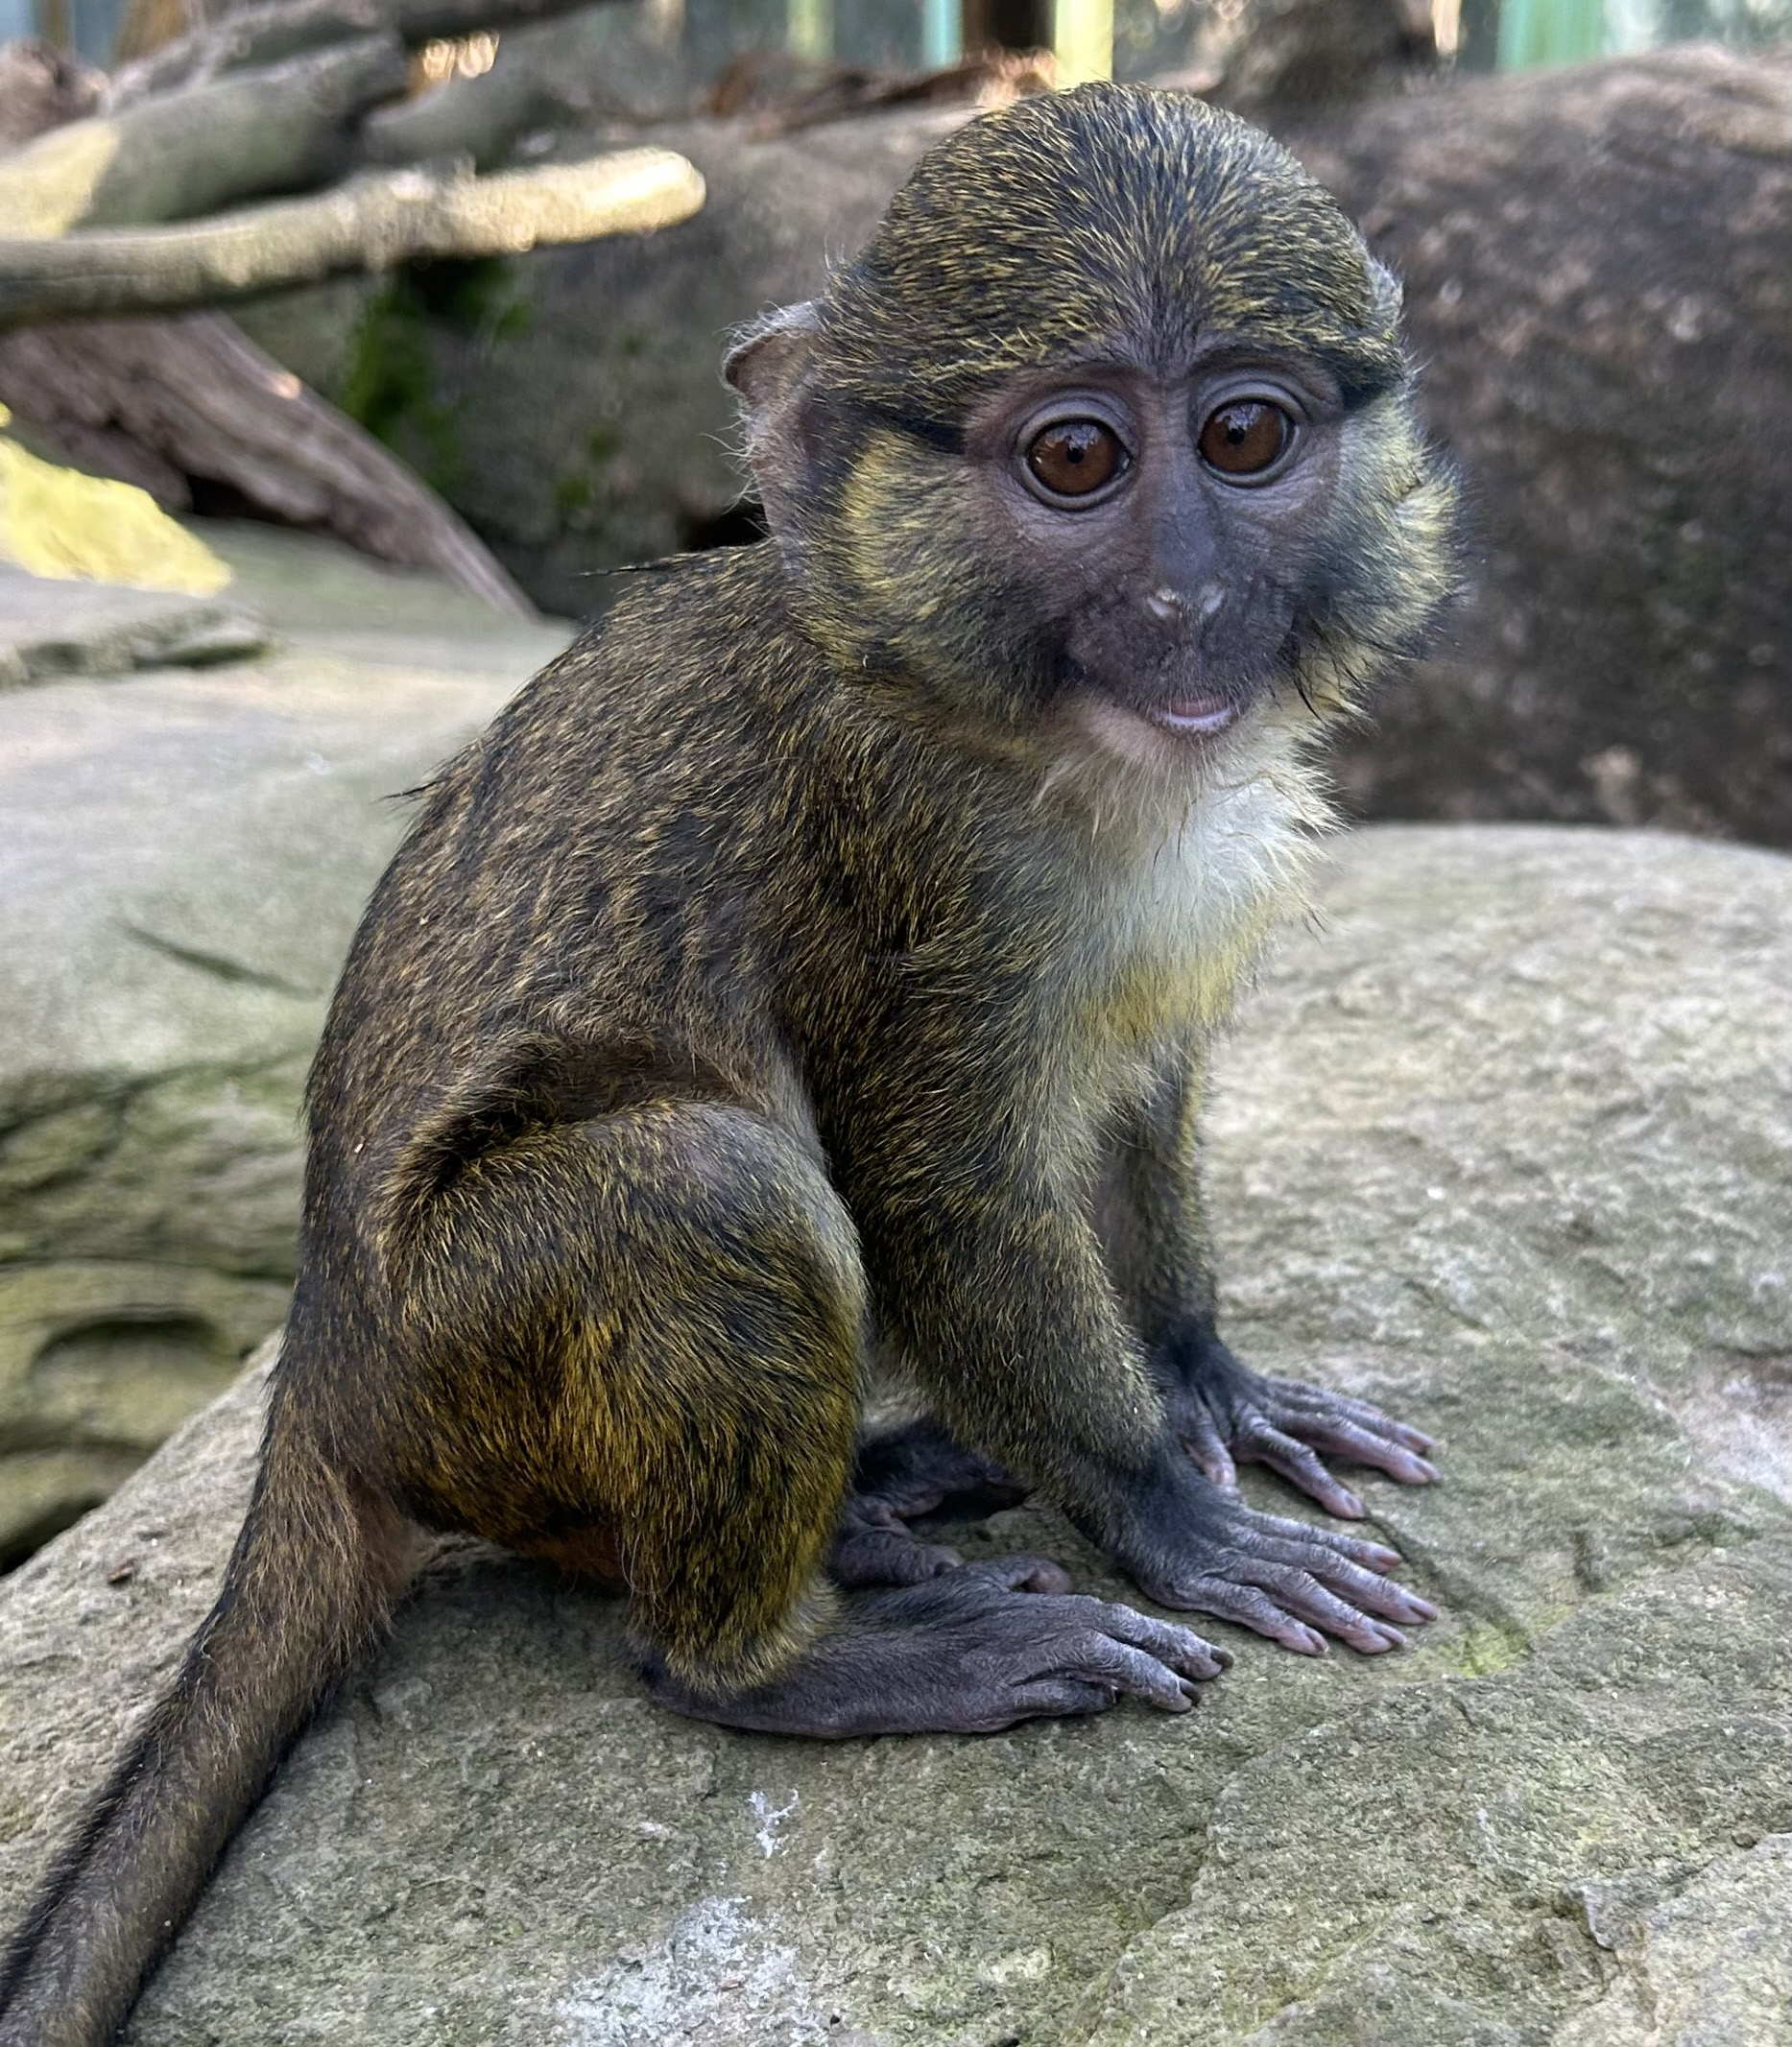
[[0, 568, 269, 686], [0, 527, 572, 1564], [2, 822, 1787, 2044]]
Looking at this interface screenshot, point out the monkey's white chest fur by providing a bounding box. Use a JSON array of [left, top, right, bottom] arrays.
[[1065, 719, 1327, 1069]]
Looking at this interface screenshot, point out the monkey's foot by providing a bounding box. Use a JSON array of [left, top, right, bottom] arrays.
[[1166, 1335, 1439, 1519], [1113, 1462, 1439, 1656], [830, 1418, 1042, 1589], [649, 1559, 1229, 1737]]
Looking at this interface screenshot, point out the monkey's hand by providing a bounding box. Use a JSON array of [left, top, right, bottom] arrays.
[[1104, 1456, 1438, 1656], [1160, 1331, 1439, 1520], [831, 1418, 1052, 1590]]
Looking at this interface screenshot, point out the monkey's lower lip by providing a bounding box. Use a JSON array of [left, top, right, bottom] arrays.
[[1146, 695, 1237, 736]]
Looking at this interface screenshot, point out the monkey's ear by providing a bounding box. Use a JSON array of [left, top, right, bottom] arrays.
[[1367, 256, 1404, 324], [725, 302, 824, 546], [724, 301, 821, 406]]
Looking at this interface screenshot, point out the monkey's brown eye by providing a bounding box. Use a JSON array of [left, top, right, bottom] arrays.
[[1198, 400, 1292, 478], [1024, 420, 1126, 500]]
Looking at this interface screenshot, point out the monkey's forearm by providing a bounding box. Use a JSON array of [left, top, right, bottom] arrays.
[[859, 1128, 1435, 1655], [1100, 1053, 1220, 1357], [866, 1180, 1165, 1509], [1108, 1073, 1442, 1517]]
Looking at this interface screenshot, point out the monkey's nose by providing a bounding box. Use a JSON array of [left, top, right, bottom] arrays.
[[1145, 583, 1226, 628]]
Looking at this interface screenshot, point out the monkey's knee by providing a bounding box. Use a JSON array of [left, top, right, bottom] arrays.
[[602, 1106, 865, 1684], [472, 1102, 865, 1690]]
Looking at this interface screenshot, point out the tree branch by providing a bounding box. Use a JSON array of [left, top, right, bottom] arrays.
[[108, 0, 628, 107], [0, 312, 536, 610], [0, 36, 410, 238], [0, 148, 705, 328]]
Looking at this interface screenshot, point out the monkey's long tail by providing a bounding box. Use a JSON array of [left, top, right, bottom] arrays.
[[0, 1397, 412, 2047]]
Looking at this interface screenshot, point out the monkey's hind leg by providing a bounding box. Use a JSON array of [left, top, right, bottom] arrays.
[[829, 1418, 1069, 1591], [402, 1100, 1221, 1734]]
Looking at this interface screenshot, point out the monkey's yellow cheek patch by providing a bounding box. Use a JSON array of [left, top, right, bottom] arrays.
[[840, 431, 977, 619]]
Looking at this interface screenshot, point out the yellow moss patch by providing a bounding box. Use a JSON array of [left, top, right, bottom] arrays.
[[0, 115, 121, 238], [0, 413, 231, 596]]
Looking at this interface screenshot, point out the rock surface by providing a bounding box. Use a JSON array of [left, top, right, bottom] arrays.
[[0, 527, 572, 1563], [0, 566, 267, 685], [3, 822, 1788, 2045]]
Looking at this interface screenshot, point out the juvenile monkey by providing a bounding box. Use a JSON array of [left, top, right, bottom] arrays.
[[0, 83, 1456, 2045]]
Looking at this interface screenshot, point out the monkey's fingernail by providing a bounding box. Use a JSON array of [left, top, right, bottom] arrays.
[[1403, 1594, 1440, 1621], [1334, 1489, 1365, 1517], [1362, 1542, 1402, 1571]]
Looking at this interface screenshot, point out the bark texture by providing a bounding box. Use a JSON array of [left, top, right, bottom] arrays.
[[108, 0, 620, 104], [0, 36, 410, 237], [0, 315, 534, 610], [0, 148, 705, 325]]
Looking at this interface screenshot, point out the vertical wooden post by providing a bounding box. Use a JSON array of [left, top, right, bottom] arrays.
[[1495, 0, 1605, 69], [920, 0, 962, 68], [1053, 0, 1112, 83], [642, 0, 683, 52], [787, 0, 832, 63]]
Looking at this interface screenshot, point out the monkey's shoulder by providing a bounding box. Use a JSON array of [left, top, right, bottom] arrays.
[[468, 546, 816, 794], [310, 551, 824, 1107]]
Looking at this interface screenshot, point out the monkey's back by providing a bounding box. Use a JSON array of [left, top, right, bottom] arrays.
[[311, 546, 830, 1144]]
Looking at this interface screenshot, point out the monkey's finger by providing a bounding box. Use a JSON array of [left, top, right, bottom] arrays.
[[1266, 1380, 1438, 1453], [1132, 1571, 1327, 1655], [1231, 1416, 1366, 1517], [1241, 1564, 1409, 1654], [1057, 1635, 1200, 1713], [1080, 1599, 1231, 1680], [972, 1553, 1075, 1594], [1007, 1678, 1123, 1721], [1175, 1404, 1238, 1490], [1254, 1541, 1439, 1627], [1278, 1413, 1441, 1487], [1235, 1508, 1404, 1574]]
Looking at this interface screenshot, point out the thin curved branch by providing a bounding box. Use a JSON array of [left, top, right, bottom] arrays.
[[0, 149, 706, 330]]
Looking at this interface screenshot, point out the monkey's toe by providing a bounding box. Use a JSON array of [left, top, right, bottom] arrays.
[[652, 1572, 1227, 1738], [849, 1417, 1029, 1522], [831, 1419, 1036, 1587], [829, 1521, 964, 1588]]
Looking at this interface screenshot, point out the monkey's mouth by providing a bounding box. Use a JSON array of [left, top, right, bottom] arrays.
[[1143, 693, 1238, 737]]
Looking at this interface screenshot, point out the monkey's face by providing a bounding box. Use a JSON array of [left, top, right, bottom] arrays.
[[955, 348, 1344, 768], [729, 84, 1456, 773]]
